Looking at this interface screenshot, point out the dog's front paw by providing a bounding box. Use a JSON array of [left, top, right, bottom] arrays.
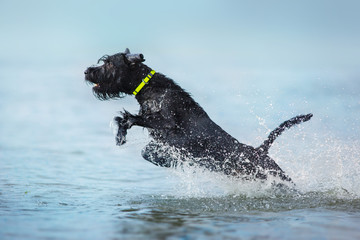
[[114, 116, 128, 146], [116, 126, 127, 146]]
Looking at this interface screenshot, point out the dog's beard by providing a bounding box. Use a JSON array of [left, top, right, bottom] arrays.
[[86, 72, 126, 100], [92, 85, 126, 100]]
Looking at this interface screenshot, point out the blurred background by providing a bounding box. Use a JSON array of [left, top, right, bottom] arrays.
[[1, 0, 359, 141]]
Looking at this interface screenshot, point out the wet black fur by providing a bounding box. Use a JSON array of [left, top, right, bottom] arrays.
[[84, 49, 313, 182]]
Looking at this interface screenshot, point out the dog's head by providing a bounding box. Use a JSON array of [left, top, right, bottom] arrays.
[[84, 48, 145, 100]]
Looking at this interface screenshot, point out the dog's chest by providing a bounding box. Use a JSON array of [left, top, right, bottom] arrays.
[[141, 99, 162, 113], [140, 91, 169, 115]]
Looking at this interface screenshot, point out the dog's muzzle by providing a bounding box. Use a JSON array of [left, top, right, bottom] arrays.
[[84, 67, 97, 82]]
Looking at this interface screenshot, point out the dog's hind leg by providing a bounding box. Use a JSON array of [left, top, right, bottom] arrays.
[[141, 141, 176, 168], [257, 113, 313, 154]]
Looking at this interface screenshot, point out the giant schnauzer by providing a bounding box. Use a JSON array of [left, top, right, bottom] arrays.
[[84, 48, 312, 183]]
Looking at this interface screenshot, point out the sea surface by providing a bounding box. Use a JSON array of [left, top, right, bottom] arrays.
[[1, 62, 360, 240]]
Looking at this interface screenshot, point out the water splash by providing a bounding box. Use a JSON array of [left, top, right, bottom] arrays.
[[168, 163, 295, 199], [273, 133, 360, 197], [163, 133, 360, 200]]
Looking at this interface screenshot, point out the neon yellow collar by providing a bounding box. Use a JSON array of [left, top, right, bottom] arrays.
[[132, 70, 156, 95]]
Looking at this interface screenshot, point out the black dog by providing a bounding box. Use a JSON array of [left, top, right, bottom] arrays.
[[84, 48, 312, 182]]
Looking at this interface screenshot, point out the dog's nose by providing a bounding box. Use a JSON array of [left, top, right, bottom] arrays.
[[84, 69, 89, 75]]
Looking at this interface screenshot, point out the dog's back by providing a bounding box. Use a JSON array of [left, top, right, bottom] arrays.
[[136, 73, 292, 181]]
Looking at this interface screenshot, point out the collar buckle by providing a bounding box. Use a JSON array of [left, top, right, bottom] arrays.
[[133, 70, 156, 95]]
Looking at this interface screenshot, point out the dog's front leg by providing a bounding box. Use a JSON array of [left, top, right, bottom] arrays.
[[114, 110, 155, 146], [114, 109, 176, 145], [114, 115, 129, 146]]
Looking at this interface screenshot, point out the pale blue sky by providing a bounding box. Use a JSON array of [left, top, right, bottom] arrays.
[[1, 0, 359, 73]]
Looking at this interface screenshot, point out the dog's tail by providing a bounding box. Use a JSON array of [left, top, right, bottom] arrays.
[[257, 113, 313, 154]]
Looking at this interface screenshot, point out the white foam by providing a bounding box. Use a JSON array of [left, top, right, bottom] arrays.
[[167, 163, 296, 199]]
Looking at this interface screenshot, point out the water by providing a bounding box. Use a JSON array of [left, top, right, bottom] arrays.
[[1, 1, 360, 239], [1, 63, 360, 239]]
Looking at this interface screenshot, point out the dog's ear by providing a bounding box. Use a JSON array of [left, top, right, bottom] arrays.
[[124, 48, 130, 54], [125, 53, 145, 64]]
